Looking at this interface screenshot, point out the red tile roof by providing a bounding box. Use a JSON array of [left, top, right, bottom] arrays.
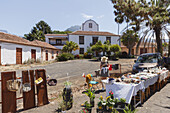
[[45, 34, 68, 36], [31, 40, 59, 50], [0, 32, 59, 50], [70, 31, 119, 36]]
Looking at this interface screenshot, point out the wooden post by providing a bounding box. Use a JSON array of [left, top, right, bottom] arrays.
[[1, 71, 16, 113], [35, 69, 49, 106], [22, 70, 36, 110]]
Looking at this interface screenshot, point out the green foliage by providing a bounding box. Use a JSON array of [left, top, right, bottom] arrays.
[[91, 41, 103, 56], [64, 81, 72, 87], [123, 105, 137, 113], [112, 0, 170, 55], [62, 41, 79, 53], [86, 46, 93, 54], [83, 88, 95, 100], [110, 44, 121, 53], [113, 98, 120, 104], [84, 101, 92, 109], [52, 30, 72, 34], [24, 20, 52, 41], [121, 30, 138, 55], [103, 40, 111, 56], [120, 98, 126, 103], [57, 53, 74, 61]]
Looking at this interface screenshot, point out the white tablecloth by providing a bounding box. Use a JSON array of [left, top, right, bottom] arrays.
[[159, 70, 169, 82], [105, 70, 169, 104], [143, 75, 159, 88], [106, 82, 144, 103]]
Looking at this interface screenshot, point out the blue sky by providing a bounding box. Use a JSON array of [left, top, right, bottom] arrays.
[[0, 0, 127, 36]]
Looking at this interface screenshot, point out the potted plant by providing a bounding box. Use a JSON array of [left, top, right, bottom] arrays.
[[58, 101, 66, 112], [113, 98, 119, 108], [83, 88, 95, 107], [97, 96, 104, 112], [63, 81, 73, 110], [119, 98, 126, 108], [81, 101, 92, 113], [123, 105, 137, 113], [109, 90, 114, 99], [64, 81, 72, 89], [106, 96, 115, 111]]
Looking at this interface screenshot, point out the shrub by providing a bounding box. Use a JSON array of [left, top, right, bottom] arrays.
[[84, 52, 93, 59], [57, 53, 74, 61], [74, 54, 80, 59], [79, 54, 84, 59], [36, 58, 41, 63], [23, 58, 35, 64]]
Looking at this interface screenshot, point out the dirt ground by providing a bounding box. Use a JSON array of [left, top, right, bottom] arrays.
[[14, 58, 135, 113], [1, 58, 170, 113]]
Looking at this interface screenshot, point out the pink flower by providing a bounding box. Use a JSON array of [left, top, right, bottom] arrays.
[[111, 92, 113, 95]]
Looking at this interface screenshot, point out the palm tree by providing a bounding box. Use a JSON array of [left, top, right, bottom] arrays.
[[62, 41, 79, 53]]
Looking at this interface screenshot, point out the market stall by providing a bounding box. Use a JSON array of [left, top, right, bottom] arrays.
[[103, 67, 169, 107]]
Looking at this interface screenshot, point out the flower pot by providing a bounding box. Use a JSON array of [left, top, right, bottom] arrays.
[[96, 108, 103, 113], [87, 108, 92, 113], [90, 99, 94, 107], [102, 105, 107, 110], [117, 102, 126, 108], [114, 104, 118, 108]]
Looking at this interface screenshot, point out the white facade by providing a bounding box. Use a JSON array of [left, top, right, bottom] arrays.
[[45, 35, 68, 50], [82, 19, 99, 31], [0, 42, 41, 65], [69, 35, 119, 55]]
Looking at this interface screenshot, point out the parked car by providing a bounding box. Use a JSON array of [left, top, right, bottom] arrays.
[[132, 53, 165, 73]]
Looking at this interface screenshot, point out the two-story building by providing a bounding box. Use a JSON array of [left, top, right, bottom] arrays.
[[45, 19, 120, 55]]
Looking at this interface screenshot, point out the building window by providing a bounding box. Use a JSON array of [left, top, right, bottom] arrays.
[[79, 48, 84, 54], [106, 37, 111, 43], [89, 23, 92, 28], [56, 39, 62, 44], [79, 36, 84, 44], [52, 50, 54, 59], [93, 37, 98, 45]]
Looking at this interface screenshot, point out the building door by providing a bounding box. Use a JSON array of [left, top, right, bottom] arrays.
[[46, 50, 48, 61], [31, 49, 36, 60], [16, 48, 22, 64], [131, 49, 134, 55]]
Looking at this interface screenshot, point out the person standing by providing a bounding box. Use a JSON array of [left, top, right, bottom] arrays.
[[100, 56, 109, 90]]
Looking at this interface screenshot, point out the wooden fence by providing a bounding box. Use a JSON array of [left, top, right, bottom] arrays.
[[1, 69, 48, 113]]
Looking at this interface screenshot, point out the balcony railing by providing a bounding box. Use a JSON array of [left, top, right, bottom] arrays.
[[49, 42, 66, 46]]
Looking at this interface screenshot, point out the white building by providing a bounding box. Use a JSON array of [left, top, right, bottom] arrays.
[[82, 19, 99, 31], [45, 19, 119, 55], [69, 31, 119, 55], [0, 32, 59, 65]]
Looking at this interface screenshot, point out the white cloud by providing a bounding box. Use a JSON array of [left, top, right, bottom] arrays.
[[81, 13, 93, 19], [97, 15, 104, 19]]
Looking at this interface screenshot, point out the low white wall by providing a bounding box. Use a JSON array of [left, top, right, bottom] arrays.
[[0, 42, 41, 65]]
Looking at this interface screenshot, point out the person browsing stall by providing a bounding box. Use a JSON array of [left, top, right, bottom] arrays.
[[100, 56, 110, 90]]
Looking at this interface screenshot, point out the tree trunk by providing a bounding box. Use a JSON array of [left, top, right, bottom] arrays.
[[168, 40, 170, 57], [154, 27, 162, 55], [128, 48, 131, 56], [103, 50, 105, 56]]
